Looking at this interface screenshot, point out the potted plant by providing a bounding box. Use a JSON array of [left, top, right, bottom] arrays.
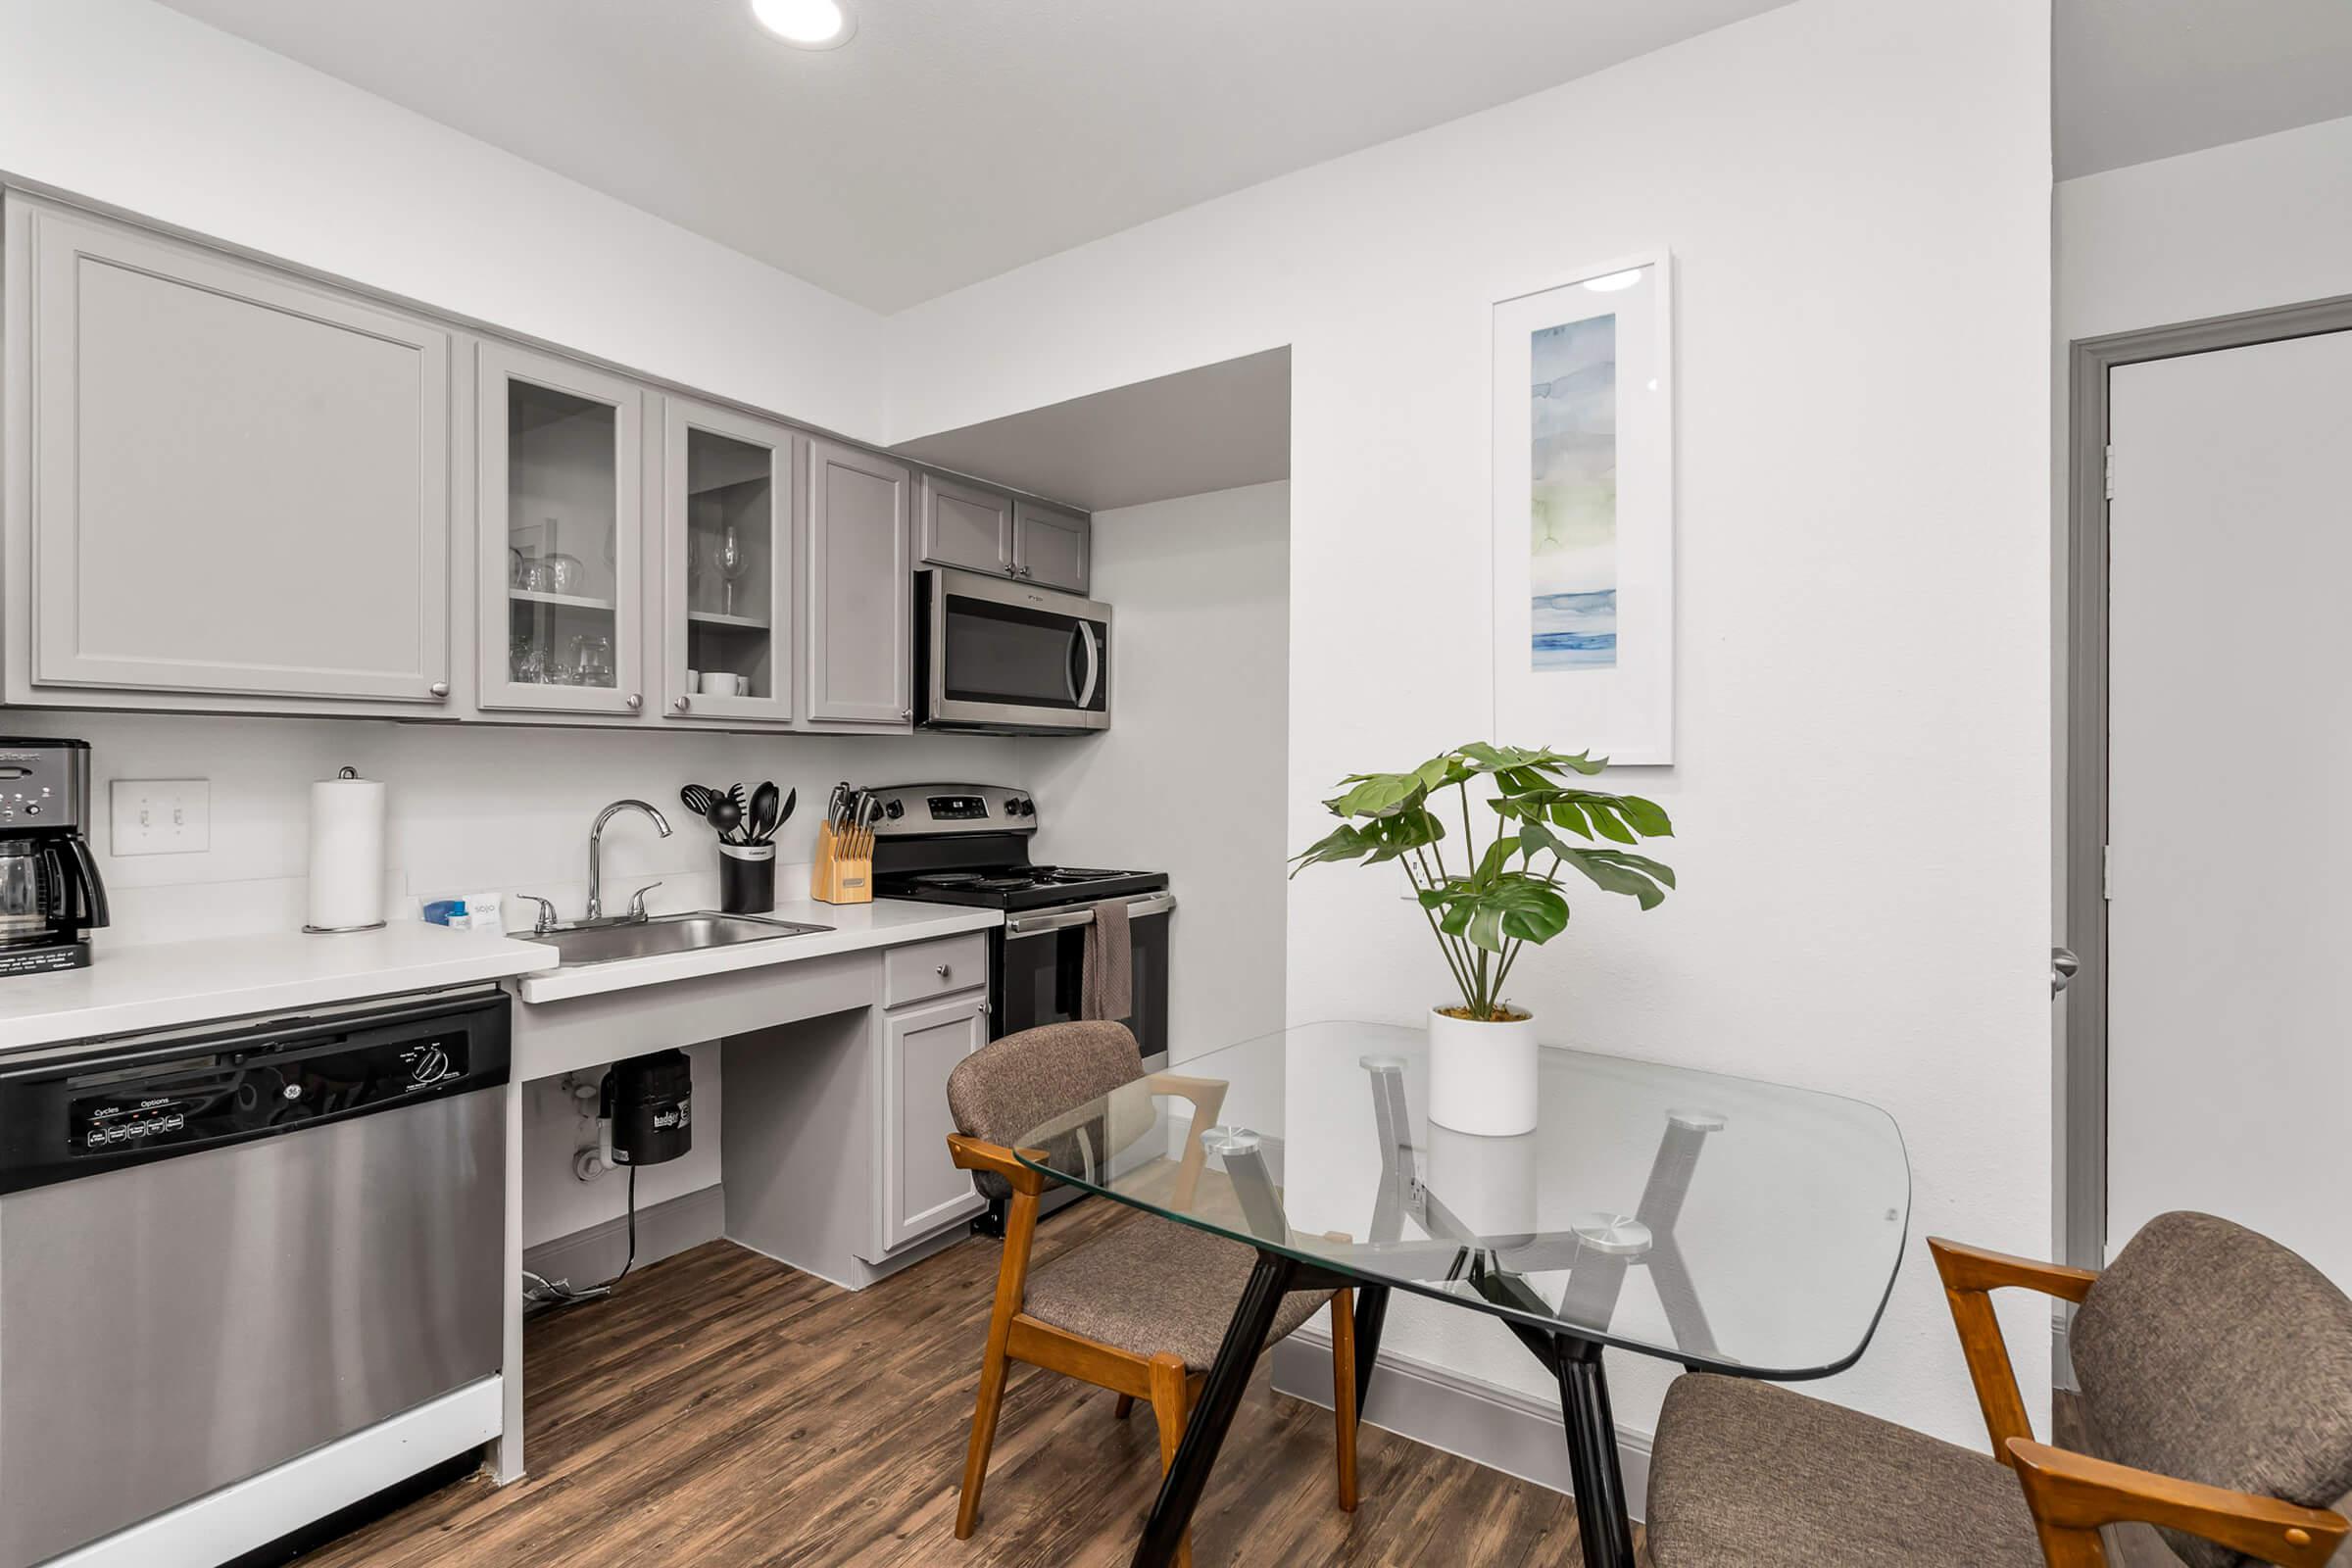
[[1291, 743, 1675, 1135]]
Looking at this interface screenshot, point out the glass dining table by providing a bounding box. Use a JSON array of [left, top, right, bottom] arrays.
[[1015, 1020, 1911, 1568]]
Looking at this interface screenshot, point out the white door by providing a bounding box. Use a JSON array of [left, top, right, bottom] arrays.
[[2106, 328, 2352, 1283]]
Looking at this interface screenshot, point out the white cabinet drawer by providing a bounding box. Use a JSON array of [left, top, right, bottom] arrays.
[[883, 934, 988, 1009]]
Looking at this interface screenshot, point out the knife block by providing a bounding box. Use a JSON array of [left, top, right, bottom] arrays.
[[810, 821, 872, 905]]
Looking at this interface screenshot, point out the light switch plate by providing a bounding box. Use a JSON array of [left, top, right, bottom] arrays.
[[111, 779, 210, 856]]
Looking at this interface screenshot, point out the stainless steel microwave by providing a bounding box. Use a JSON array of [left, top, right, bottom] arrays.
[[912, 566, 1105, 733], [916, 568, 1111, 734]]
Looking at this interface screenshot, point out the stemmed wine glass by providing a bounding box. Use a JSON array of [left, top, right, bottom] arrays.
[[717, 525, 752, 617]]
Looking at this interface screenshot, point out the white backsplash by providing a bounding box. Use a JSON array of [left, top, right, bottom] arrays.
[[2, 710, 1041, 948]]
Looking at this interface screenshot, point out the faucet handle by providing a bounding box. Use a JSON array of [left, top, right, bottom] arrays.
[[516, 895, 559, 935], [627, 883, 664, 921]]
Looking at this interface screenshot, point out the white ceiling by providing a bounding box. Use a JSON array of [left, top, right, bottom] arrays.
[[2057, 0, 2352, 179], [157, 0, 1788, 312], [896, 348, 1290, 513]]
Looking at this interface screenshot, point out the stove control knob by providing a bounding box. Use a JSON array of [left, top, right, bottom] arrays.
[[884, 799, 904, 820]]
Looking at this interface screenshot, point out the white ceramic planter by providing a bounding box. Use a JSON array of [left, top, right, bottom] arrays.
[[1427, 1005, 1539, 1136]]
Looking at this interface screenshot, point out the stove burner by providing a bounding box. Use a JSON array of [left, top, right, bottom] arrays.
[[909, 872, 986, 887]]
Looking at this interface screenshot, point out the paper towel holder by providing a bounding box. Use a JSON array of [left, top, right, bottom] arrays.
[[303, 765, 389, 935]]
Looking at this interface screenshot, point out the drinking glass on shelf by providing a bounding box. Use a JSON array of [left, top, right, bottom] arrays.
[[570, 633, 614, 688], [717, 526, 751, 616]]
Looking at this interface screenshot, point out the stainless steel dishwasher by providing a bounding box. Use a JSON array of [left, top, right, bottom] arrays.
[[0, 987, 510, 1568]]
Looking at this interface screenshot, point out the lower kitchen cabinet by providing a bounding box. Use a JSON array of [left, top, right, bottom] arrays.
[[875, 988, 989, 1252]]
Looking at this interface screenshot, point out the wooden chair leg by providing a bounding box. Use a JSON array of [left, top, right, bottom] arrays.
[[955, 1329, 1012, 1540], [1331, 1288, 1359, 1512], [1149, 1352, 1196, 1568], [956, 1189, 1040, 1541], [1113, 1393, 1136, 1420]]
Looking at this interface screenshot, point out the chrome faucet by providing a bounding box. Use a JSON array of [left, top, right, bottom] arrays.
[[586, 799, 672, 922]]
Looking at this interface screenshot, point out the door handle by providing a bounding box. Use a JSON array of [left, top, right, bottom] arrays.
[[2051, 947, 2080, 996]]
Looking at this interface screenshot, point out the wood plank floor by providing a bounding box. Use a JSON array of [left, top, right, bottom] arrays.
[[298, 1198, 1617, 1567]]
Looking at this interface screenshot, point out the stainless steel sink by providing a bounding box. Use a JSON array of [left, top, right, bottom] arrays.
[[522, 911, 832, 967]]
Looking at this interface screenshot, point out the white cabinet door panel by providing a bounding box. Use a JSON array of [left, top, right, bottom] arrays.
[[878, 992, 988, 1251], [24, 202, 451, 704]]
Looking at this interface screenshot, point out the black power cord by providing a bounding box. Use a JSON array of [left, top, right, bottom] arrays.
[[520, 1165, 639, 1312]]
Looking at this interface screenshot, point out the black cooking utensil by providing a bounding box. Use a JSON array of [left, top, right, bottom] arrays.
[[749, 781, 780, 844], [680, 784, 716, 820], [708, 798, 743, 842]]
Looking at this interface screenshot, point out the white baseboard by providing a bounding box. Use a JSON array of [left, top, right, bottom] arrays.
[[49, 1377, 500, 1568], [522, 1181, 726, 1288], [1270, 1328, 1650, 1520]]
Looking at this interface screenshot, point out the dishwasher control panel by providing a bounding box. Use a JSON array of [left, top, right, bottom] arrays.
[[0, 991, 511, 1195]]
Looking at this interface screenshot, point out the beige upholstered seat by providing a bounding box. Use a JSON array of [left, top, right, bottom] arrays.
[[1646, 1375, 2044, 1567], [1647, 1212, 2352, 1568], [1022, 1212, 1331, 1370]]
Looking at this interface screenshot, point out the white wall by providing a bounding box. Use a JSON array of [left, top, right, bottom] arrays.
[[2058, 113, 2352, 343], [1029, 482, 1291, 1063], [889, 0, 2055, 1453], [0, 0, 888, 437]]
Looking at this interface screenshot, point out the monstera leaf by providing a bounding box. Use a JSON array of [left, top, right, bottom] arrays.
[[1293, 742, 1676, 1015]]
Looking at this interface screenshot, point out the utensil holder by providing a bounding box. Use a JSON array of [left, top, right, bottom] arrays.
[[810, 822, 872, 906], [718, 842, 776, 914]]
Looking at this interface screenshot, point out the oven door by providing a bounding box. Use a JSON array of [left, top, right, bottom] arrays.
[[922, 568, 1111, 734], [992, 893, 1171, 1068]]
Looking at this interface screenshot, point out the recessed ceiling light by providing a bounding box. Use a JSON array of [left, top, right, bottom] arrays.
[[1582, 269, 1645, 294], [751, 0, 855, 49]]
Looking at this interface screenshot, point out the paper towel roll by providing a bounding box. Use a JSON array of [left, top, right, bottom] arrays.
[[306, 769, 387, 933]]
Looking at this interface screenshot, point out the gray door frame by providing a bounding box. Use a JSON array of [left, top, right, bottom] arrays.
[[2065, 290, 2352, 1272]]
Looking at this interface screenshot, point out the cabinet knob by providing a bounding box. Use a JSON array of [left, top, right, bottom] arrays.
[[936, 962, 951, 978], [428, 681, 450, 698], [625, 693, 643, 710], [673, 696, 692, 712], [900, 707, 912, 720]]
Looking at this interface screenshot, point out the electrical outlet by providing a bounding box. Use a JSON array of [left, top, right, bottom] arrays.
[[110, 779, 210, 856]]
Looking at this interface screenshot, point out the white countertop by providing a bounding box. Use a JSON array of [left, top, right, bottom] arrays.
[[0, 923, 551, 1054], [510, 897, 1001, 1004]]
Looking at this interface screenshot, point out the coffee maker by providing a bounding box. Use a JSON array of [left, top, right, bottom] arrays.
[[0, 738, 110, 977]]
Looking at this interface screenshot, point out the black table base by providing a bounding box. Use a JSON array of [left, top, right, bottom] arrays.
[[1131, 1254, 1633, 1568]]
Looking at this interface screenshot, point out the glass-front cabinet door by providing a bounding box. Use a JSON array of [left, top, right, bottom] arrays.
[[476, 342, 645, 714], [661, 398, 794, 724]]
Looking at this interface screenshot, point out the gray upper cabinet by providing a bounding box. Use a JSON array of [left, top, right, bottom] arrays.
[[915, 472, 1012, 576], [804, 438, 912, 727], [11, 199, 454, 707], [476, 342, 647, 716], [1013, 499, 1090, 594], [660, 398, 796, 725]]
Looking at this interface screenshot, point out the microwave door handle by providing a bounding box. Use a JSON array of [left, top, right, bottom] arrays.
[[1076, 622, 1102, 709], [66, 835, 110, 928]]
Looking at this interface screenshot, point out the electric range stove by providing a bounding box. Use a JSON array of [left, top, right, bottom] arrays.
[[864, 781, 1174, 1234]]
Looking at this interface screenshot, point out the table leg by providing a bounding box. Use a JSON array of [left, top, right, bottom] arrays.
[[1553, 1335, 1637, 1568], [1350, 1283, 1390, 1422], [1131, 1250, 1299, 1568]]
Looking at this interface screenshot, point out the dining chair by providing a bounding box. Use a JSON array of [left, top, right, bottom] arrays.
[[1642, 1211, 2352, 1567], [942, 1020, 1359, 1564]]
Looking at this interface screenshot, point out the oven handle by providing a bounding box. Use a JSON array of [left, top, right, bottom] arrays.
[[1004, 892, 1175, 940]]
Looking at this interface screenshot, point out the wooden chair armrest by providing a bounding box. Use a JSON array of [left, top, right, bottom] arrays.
[[2008, 1438, 2349, 1568], [1930, 1236, 2097, 1303], [1145, 1071, 1229, 1124], [1146, 1073, 1228, 1211], [945, 1132, 1050, 1197], [1929, 1237, 2099, 1467]]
